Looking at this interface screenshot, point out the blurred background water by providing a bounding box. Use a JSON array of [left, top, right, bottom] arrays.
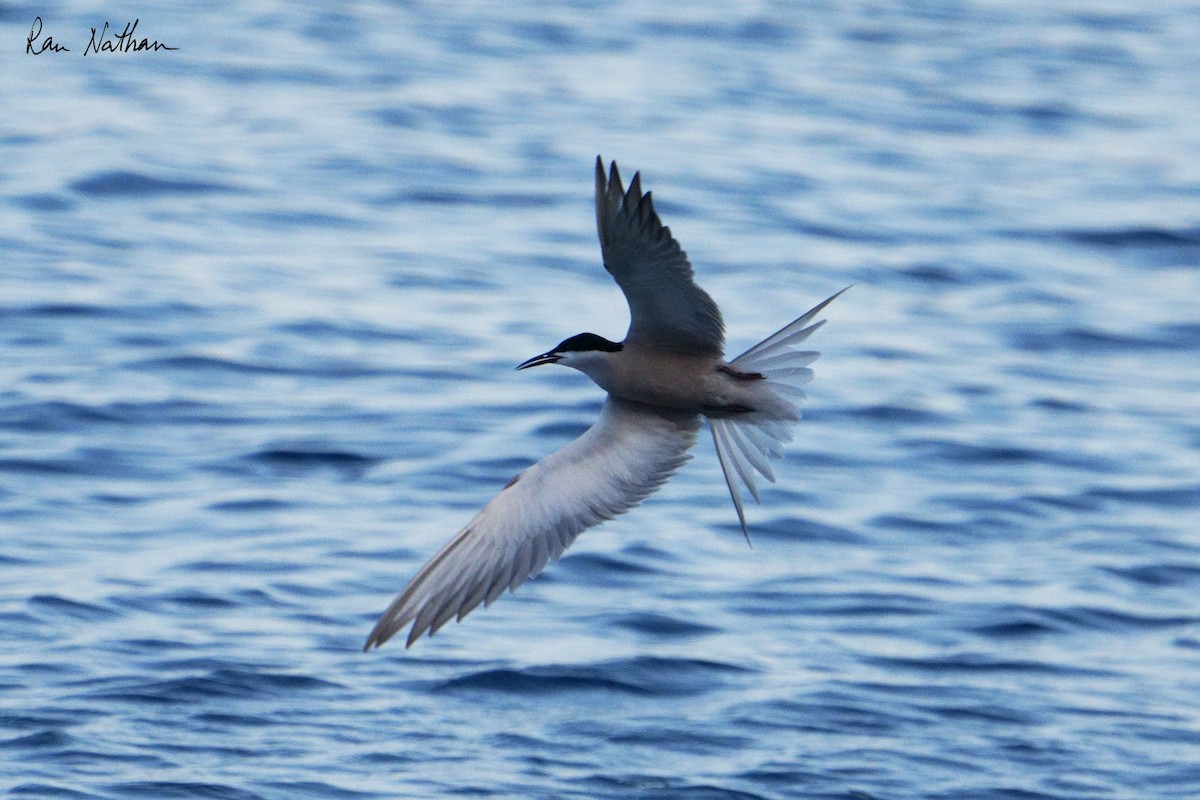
[[3, 1, 1200, 798]]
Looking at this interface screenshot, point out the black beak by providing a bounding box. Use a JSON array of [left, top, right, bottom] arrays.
[[516, 352, 560, 370]]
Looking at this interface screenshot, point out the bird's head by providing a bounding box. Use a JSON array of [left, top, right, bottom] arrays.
[[516, 332, 623, 373]]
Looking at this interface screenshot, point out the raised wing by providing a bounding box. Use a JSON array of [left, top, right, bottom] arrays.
[[595, 157, 725, 356], [364, 397, 701, 649]]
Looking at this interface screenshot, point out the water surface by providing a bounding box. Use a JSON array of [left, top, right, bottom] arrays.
[[3, 2, 1199, 798]]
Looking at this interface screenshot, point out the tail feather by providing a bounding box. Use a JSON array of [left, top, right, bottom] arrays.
[[738, 321, 826, 364], [741, 422, 783, 460], [709, 287, 848, 538], [770, 383, 809, 402], [744, 349, 820, 373], [728, 422, 776, 482], [710, 424, 750, 538], [733, 287, 847, 365], [715, 423, 760, 502]]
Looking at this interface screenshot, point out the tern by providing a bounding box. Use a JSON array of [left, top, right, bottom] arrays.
[[365, 157, 843, 649]]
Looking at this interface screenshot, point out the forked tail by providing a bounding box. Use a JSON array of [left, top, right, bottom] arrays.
[[709, 287, 848, 540]]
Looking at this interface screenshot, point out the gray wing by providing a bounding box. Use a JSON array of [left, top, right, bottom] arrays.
[[595, 157, 725, 356], [364, 397, 701, 649]]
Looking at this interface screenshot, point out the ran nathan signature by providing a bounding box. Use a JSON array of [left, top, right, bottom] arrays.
[[26, 16, 178, 55]]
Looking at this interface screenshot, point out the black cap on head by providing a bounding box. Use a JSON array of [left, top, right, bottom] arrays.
[[554, 333, 623, 353]]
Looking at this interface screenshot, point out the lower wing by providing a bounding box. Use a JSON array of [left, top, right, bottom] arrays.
[[365, 396, 701, 649]]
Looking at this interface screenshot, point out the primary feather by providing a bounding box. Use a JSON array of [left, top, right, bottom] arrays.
[[595, 158, 725, 356]]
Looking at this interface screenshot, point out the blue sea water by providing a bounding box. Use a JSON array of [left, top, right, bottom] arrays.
[[3, 1, 1200, 798]]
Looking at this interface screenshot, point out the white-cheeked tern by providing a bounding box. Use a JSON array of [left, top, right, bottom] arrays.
[[365, 157, 844, 649]]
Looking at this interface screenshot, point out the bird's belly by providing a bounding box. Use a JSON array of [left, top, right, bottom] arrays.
[[600, 359, 757, 415], [612, 382, 711, 412]]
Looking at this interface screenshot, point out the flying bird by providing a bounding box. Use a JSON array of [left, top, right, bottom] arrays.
[[365, 157, 843, 649]]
